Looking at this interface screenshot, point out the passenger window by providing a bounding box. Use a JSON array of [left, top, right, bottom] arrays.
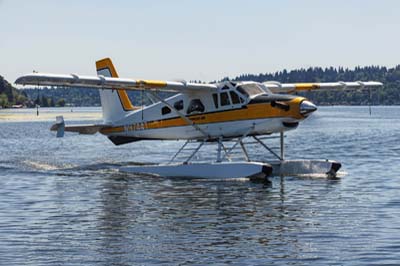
[[212, 93, 218, 108], [174, 100, 184, 110], [187, 99, 205, 114], [220, 92, 230, 106], [229, 91, 241, 104], [161, 106, 171, 115]]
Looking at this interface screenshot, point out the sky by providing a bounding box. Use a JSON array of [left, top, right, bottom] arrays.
[[1, 0, 399, 84]]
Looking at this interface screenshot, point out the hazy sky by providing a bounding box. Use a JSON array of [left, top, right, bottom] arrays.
[[1, 0, 399, 84]]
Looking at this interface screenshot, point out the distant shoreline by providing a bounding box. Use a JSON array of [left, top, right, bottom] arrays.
[[2, 104, 399, 110], [1, 106, 398, 123], [0, 106, 102, 122]]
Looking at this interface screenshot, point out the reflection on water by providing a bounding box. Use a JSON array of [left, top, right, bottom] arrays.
[[0, 106, 400, 265]]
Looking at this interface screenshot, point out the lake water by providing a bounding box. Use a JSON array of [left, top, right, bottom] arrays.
[[0, 106, 399, 265]]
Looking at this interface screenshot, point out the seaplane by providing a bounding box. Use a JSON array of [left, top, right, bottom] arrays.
[[15, 58, 382, 180]]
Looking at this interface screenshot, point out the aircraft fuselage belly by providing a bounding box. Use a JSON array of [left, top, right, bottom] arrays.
[[103, 117, 298, 140]]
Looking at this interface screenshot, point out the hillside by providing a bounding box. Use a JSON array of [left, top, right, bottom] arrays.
[[228, 65, 400, 105], [21, 88, 169, 107], [0, 76, 29, 107]]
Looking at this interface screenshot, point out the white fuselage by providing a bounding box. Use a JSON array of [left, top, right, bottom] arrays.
[[100, 81, 308, 142]]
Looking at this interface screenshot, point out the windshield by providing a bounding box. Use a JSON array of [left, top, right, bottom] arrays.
[[236, 83, 264, 97]]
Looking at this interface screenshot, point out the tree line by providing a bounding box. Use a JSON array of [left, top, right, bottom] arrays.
[[2, 64, 400, 108], [21, 87, 168, 107], [227, 65, 400, 105], [0, 76, 28, 107]]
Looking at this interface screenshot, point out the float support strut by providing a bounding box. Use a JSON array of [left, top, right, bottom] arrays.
[[280, 131, 284, 161], [216, 137, 222, 162]]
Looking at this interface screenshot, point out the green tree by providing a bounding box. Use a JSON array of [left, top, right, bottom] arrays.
[[56, 98, 66, 107], [14, 94, 27, 105], [0, 93, 8, 107], [40, 96, 49, 107]]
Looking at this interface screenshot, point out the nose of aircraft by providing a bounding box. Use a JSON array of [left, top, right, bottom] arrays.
[[300, 100, 317, 116]]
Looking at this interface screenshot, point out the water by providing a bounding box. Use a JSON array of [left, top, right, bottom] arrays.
[[0, 106, 399, 265]]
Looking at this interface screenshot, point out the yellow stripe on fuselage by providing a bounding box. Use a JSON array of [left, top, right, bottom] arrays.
[[100, 97, 305, 135]]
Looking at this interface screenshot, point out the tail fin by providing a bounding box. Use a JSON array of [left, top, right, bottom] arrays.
[[96, 58, 136, 123]]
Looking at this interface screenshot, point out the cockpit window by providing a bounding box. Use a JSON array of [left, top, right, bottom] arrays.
[[220, 92, 230, 106], [236, 84, 264, 97], [187, 99, 205, 114], [212, 93, 218, 108], [221, 85, 230, 90], [229, 91, 241, 104], [236, 86, 248, 97]]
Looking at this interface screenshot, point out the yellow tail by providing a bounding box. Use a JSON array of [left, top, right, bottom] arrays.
[[95, 58, 137, 123]]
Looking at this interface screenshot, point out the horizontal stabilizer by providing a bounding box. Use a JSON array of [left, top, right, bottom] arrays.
[[50, 122, 105, 135]]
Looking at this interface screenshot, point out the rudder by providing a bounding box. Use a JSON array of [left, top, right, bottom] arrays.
[[96, 58, 136, 123]]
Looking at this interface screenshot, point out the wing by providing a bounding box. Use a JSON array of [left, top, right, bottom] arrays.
[[263, 81, 383, 94], [15, 73, 217, 93]]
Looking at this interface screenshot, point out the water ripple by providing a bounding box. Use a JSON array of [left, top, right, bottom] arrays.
[[0, 107, 400, 265]]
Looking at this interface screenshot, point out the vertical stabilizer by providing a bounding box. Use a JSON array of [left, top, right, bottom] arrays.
[[96, 58, 136, 123]]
